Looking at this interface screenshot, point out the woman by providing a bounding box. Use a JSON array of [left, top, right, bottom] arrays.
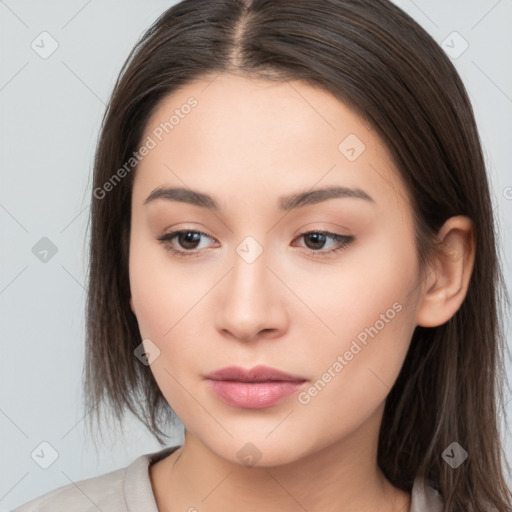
[[14, 0, 511, 510]]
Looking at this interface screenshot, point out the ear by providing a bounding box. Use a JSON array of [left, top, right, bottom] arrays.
[[415, 216, 475, 328]]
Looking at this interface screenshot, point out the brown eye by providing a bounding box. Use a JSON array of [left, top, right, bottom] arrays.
[[303, 232, 329, 250], [294, 231, 354, 255], [156, 229, 354, 258], [157, 229, 217, 256], [175, 231, 202, 250]]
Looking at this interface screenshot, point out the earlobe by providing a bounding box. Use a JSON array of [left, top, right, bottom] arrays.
[[415, 216, 475, 328]]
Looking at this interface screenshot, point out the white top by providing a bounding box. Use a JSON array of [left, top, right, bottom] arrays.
[[13, 445, 444, 511]]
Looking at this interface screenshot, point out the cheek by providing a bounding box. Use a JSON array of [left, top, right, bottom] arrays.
[[128, 227, 199, 338], [297, 225, 418, 341], [129, 240, 201, 411], [292, 251, 418, 443], [128, 231, 217, 409], [298, 229, 419, 400]]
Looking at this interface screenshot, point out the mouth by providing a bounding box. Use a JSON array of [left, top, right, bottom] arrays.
[[204, 365, 307, 409], [205, 364, 306, 383]]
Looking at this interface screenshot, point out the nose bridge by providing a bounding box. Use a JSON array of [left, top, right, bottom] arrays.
[[230, 234, 272, 311], [229, 218, 272, 290], [215, 233, 285, 339]]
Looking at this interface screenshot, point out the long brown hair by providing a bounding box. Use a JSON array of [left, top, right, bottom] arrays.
[[83, 0, 512, 510]]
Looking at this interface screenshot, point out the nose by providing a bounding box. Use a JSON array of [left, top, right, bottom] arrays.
[[214, 243, 288, 342]]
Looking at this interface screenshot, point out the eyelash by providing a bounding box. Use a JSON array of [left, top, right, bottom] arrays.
[[156, 229, 354, 258]]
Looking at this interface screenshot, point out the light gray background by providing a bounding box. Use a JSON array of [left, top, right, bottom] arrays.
[[1, 0, 511, 509]]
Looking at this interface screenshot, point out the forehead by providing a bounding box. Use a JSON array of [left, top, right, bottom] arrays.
[[142, 72, 372, 158], [133, 73, 411, 217]]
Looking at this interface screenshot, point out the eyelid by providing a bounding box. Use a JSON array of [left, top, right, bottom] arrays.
[[292, 221, 351, 236]]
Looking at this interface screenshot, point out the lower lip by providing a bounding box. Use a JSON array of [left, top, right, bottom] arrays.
[[207, 379, 305, 409]]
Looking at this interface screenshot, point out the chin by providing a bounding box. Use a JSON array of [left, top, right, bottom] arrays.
[[200, 435, 311, 469]]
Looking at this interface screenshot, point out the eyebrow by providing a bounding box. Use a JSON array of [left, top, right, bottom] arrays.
[[143, 185, 375, 211]]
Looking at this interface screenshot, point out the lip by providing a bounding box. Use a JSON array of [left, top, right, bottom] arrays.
[[205, 365, 306, 383], [205, 365, 307, 409]]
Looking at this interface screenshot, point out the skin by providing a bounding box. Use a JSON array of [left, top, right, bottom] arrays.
[[128, 72, 475, 512]]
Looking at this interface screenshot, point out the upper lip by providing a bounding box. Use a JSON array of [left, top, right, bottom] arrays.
[[205, 365, 306, 383]]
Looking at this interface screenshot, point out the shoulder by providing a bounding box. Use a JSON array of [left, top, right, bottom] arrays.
[[12, 446, 179, 512], [410, 476, 444, 512], [12, 465, 127, 512]]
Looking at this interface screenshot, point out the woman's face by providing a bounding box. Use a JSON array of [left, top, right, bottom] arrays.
[[129, 72, 425, 466]]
